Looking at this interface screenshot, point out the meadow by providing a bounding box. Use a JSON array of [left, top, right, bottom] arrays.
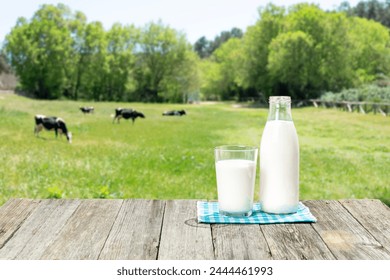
[[0, 93, 389, 206]]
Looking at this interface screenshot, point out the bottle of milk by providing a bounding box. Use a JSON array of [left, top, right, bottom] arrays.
[[259, 96, 299, 214]]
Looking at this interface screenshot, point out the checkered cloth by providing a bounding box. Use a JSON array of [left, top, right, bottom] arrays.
[[197, 201, 317, 224]]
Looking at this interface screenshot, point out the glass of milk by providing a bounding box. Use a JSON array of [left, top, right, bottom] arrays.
[[215, 145, 258, 217]]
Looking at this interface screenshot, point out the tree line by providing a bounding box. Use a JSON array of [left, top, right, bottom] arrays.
[[3, 4, 198, 102], [199, 2, 390, 101], [338, 0, 390, 28], [3, 1, 390, 102]]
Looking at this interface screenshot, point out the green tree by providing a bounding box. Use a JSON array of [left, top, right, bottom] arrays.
[[162, 50, 201, 103], [5, 4, 79, 99], [207, 28, 244, 55], [104, 23, 138, 101], [340, 0, 390, 28], [134, 21, 196, 102], [77, 21, 108, 101], [194, 28, 243, 58], [267, 31, 315, 99], [317, 12, 353, 92], [199, 58, 221, 100], [348, 16, 390, 84], [239, 3, 390, 100], [194, 36, 210, 59], [242, 4, 286, 95], [64, 10, 88, 100], [282, 4, 353, 97], [211, 38, 247, 100]]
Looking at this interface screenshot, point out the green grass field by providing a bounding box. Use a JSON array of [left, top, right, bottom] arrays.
[[0, 93, 389, 206]]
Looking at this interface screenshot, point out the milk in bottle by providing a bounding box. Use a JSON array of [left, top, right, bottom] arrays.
[[260, 96, 299, 214]]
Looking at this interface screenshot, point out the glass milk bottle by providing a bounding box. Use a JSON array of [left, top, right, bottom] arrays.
[[259, 96, 299, 214]]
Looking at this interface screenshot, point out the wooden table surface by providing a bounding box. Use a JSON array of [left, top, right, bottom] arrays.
[[0, 198, 389, 260]]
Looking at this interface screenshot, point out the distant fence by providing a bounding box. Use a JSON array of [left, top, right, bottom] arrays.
[[310, 99, 389, 116]]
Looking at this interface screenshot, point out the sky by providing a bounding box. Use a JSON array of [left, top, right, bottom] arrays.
[[0, 0, 361, 45]]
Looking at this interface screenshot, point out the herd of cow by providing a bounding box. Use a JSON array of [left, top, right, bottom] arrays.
[[34, 107, 186, 144]]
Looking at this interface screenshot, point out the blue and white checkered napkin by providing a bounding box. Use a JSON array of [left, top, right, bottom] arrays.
[[197, 201, 317, 224]]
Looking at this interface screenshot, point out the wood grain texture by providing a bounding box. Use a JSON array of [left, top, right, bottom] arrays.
[[212, 224, 271, 260], [158, 200, 214, 260], [340, 199, 390, 253], [260, 223, 335, 260], [0, 199, 389, 260], [0, 198, 40, 249], [99, 199, 165, 260], [40, 199, 122, 260], [0, 199, 80, 259], [305, 200, 390, 260]]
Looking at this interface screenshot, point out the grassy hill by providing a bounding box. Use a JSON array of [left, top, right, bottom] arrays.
[[0, 94, 389, 206]]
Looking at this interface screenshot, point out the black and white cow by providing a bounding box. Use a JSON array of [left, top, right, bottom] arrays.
[[34, 115, 72, 143], [113, 108, 145, 124], [80, 106, 94, 114], [162, 110, 186, 116]]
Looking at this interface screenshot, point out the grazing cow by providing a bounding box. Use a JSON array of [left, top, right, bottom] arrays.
[[162, 110, 186, 116], [80, 106, 94, 114], [113, 108, 145, 124], [34, 115, 72, 143]]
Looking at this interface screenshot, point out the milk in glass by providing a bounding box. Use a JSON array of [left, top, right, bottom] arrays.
[[215, 145, 258, 217], [260, 96, 299, 214], [216, 159, 256, 214]]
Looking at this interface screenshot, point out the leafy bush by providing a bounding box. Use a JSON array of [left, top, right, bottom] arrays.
[[321, 84, 390, 103]]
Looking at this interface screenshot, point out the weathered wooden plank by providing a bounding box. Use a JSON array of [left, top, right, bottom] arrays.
[[1, 198, 388, 260], [340, 199, 390, 253], [99, 199, 165, 260], [40, 199, 122, 260], [0, 199, 40, 249], [158, 200, 214, 260], [212, 224, 271, 260], [260, 223, 335, 260], [305, 200, 390, 260], [0, 199, 81, 259]]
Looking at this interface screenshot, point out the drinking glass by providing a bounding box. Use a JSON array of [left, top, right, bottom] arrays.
[[215, 145, 258, 217]]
